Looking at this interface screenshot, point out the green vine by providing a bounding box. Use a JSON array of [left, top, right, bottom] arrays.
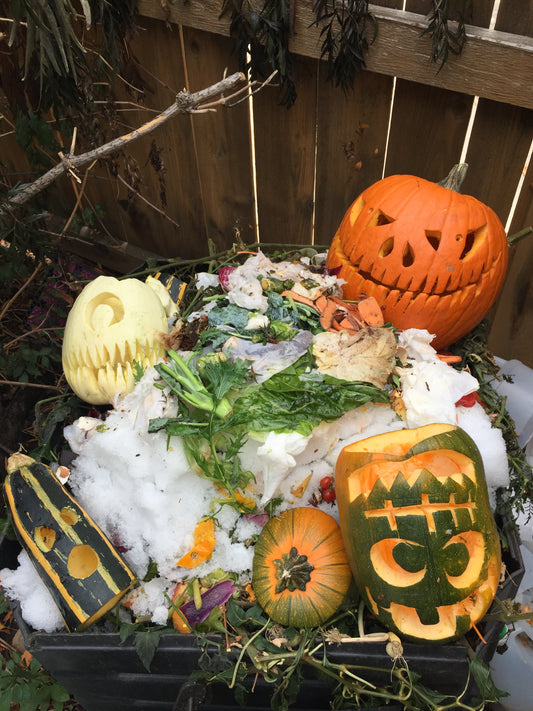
[[188, 599, 508, 710], [220, 0, 298, 106]]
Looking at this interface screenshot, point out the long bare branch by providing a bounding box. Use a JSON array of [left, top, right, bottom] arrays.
[[1, 71, 247, 214]]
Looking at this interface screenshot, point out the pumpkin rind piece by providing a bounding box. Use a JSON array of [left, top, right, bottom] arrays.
[[4, 461, 137, 631], [325, 172, 508, 349], [252, 507, 352, 628], [335, 423, 501, 643]]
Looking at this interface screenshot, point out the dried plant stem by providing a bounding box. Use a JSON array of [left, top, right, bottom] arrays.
[[116, 174, 181, 229], [0, 72, 249, 215], [0, 380, 63, 391], [0, 263, 42, 324]]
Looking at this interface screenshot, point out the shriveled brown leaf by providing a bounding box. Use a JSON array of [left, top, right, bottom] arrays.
[[312, 328, 397, 388]]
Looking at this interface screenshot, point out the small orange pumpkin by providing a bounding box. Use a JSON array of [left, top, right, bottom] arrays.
[[326, 165, 508, 350], [251, 507, 352, 627]]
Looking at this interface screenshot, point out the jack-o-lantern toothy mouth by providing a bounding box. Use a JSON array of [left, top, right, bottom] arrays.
[[63, 336, 165, 404]]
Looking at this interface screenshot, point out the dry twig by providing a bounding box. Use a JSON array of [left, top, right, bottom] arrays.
[[0, 72, 251, 215]]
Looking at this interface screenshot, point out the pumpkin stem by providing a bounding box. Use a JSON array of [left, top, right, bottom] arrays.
[[507, 225, 532, 246], [273, 546, 314, 594], [438, 163, 469, 192]]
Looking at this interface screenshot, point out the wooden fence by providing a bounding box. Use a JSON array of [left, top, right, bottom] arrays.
[[1, 1, 532, 363]]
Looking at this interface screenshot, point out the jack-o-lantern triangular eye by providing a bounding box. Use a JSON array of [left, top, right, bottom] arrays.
[[425, 231, 441, 250], [459, 225, 488, 260]]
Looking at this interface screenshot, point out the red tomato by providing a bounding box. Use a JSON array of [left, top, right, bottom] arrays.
[[320, 476, 333, 490], [321, 488, 336, 503], [455, 392, 481, 408]]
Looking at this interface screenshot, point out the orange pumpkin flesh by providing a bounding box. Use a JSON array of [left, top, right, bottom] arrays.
[[252, 507, 352, 628], [326, 169, 508, 350]]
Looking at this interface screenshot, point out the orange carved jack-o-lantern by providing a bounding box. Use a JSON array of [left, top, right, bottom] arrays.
[[326, 165, 508, 350]]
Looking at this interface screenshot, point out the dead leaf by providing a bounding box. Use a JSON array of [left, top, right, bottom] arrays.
[[312, 328, 397, 388]]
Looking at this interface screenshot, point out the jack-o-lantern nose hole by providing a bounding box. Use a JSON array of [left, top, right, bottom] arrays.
[[379, 237, 394, 258], [425, 231, 441, 250], [460, 230, 477, 259], [402, 243, 415, 267], [68, 544, 99, 579], [34, 526, 56, 552]]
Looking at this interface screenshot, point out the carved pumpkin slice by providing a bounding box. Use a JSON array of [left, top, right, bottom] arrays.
[[252, 507, 352, 628], [335, 423, 502, 643]]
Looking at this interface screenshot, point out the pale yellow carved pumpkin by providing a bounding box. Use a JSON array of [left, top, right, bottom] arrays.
[[62, 276, 169, 404]]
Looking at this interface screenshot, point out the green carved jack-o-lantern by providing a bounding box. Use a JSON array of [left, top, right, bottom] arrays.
[[4, 458, 137, 631], [335, 423, 501, 643]]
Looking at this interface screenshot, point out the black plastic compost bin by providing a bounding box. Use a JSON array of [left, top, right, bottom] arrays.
[[0, 516, 525, 711]]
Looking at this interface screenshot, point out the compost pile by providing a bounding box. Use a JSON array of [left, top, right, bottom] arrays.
[[1, 249, 514, 628]]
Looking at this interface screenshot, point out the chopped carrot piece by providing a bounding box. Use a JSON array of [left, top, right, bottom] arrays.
[[319, 299, 340, 330], [177, 517, 216, 569], [170, 582, 192, 633], [437, 353, 462, 364]]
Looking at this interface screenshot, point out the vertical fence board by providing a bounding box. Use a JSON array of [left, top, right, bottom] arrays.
[[461, 101, 533, 225], [314, 67, 393, 245], [488, 235, 533, 367], [495, 0, 533, 35], [180, 28, 256, 253], [383, 80, 472, 181], [83, 16, 207, 259], [472, 0, 533, 361], [252, 55, 318, 245]]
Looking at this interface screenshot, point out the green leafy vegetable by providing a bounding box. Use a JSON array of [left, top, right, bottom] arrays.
[[228, 358, 389, 435], [154, 350, 237, 420]]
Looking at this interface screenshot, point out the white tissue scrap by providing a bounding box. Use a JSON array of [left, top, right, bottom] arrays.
[[223, 330, 314, 383], [397, 329, 479, 428]]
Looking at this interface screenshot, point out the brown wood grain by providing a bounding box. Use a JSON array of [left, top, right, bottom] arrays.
[[82, 16, 207, 259], [383, 79, 472, 182], [179, 27, 256, 253], [252, 55, 318, 245], [463, 0, 533, 361], [404, 0, 494, 27], [496, 0, 533, 36], [314, 67, 393, 244], [461, 100, 533, 227], [488, 235, 533, 366], [137, 0, 533, 110]]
